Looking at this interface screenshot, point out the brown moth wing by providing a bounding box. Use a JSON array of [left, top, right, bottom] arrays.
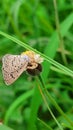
[[2, 54, 29, 85]]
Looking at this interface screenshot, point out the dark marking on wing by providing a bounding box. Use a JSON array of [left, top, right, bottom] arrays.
[[10, 73, 15, 79]]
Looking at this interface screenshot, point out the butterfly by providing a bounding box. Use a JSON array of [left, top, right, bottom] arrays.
[[2, 51, 43, 85]]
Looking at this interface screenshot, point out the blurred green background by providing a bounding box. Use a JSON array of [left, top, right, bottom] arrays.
[[0, 0, 73, 130]]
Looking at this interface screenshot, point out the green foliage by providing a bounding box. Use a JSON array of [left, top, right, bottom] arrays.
[[0, 124, 13, 130], [0, 0, 73, 130]]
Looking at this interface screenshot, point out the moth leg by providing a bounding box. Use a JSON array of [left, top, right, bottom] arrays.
[[27, 62, 38, 69]]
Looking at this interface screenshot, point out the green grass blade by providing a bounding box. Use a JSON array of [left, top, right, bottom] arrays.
[[37, 118, 53, 130], [42, 12, 73, 80], [38, 75, 73, 127], [36, 76, 63, 130], [0, 31, 73, 77], [27, 85, 42, 130]]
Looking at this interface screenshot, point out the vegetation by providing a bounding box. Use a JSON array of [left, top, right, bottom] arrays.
[[0, 0, 73, 130]]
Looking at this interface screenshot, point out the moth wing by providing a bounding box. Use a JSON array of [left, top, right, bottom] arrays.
[[2, 54, 28, 85]]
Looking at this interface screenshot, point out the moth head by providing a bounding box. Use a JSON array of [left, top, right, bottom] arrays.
[[21, 51, 44, 63]]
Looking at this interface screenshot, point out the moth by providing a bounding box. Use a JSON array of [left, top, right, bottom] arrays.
[[2, 51, 43, 85]]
